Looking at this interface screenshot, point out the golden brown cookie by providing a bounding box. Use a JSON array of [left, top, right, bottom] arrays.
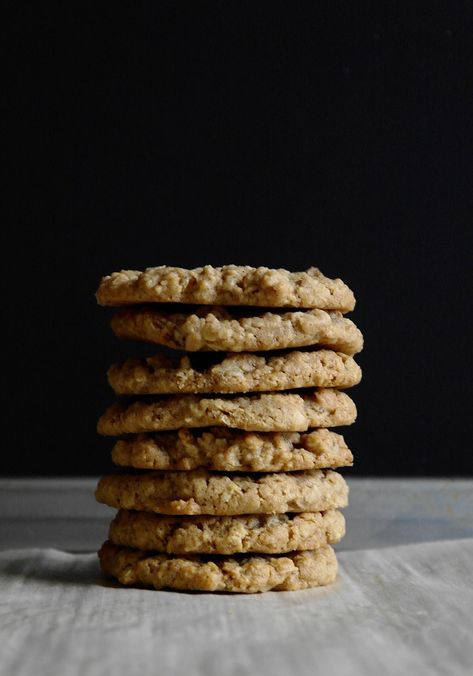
[[108, 350, 362, 395], [96, 265, 355, 311], [111, 428, 353, 472], [97, 389, 357, 435], [98, 541, 338, 592], [111, 306, 363, 354], [95, 469, 348, 516], [108, 509, 345, 554]]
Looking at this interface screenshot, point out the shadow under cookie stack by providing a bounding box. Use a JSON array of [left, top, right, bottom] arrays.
[[95, 265, 362, 593]]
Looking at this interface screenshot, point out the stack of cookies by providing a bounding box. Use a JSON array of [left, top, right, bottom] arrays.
[[95, 265, 362, 593]]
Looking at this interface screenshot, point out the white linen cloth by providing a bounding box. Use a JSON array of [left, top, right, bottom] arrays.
[[1, 539, 472, 676]]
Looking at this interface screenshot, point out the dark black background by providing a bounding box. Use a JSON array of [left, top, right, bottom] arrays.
[[4, 2, 473, 476]]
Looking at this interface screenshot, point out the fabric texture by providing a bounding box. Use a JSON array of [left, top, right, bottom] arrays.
[[1, 539, 472, 676]]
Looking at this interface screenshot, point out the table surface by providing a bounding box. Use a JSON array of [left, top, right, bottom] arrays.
[[1, 478, 472, 676]]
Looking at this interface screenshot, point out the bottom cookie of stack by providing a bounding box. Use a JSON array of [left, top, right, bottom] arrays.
[[99, 541, 338, 593]]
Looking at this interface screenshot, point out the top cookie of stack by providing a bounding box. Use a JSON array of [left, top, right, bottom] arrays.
[[96, 264, 356, 310]]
